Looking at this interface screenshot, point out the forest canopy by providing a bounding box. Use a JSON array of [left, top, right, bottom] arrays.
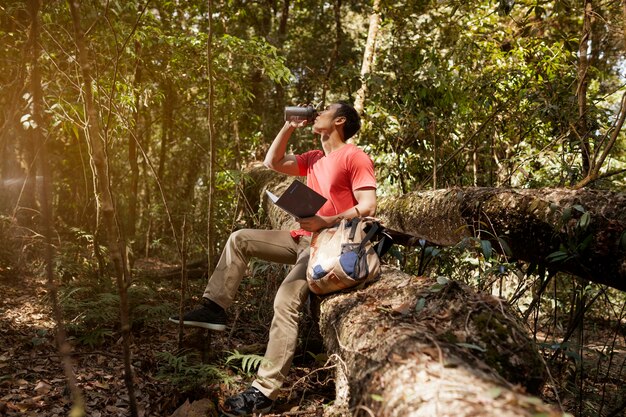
[[2, 0, 625, 252]]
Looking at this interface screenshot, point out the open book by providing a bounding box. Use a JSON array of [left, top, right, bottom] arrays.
[[266, 179, 327, 219]]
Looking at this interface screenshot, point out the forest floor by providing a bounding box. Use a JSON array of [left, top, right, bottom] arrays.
[[0, 263, 331, 417], [1, 260, 625, 417]]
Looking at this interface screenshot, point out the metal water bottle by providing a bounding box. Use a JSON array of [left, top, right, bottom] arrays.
[[284, 106, 318, 123]]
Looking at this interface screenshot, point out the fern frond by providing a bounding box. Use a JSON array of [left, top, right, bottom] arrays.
[[226, 350, 269, 375]]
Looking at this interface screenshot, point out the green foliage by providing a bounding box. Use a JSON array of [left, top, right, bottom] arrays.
[[59, 283, 176, 346], [362, 0, 624, 192], [0, 215, 22, 277], [156, 351, 232, 391], [225, 350, 269, 376], [546, 204, 594, 264], [55, 241, 176, 346], [54, 228, 102, 285], [3, 0, 623, 268], [2, 1, 626, 414]]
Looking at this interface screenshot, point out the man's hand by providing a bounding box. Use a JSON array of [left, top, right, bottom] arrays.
[[288, 119, 308, 129], [297, 215, 329, 233]]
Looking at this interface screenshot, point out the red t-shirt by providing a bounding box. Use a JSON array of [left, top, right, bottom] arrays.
[[292, 143, 376, 237]]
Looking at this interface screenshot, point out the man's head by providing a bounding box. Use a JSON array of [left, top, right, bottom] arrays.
[[313, 101, 361, 141], [332, 101, 361, 141]]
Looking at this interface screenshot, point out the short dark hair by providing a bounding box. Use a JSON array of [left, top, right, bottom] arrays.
[[333, 101, 361, 140]]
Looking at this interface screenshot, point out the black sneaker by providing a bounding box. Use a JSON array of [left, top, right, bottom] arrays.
[[221, 387, 273, 416], [168, 298, 227, 331]]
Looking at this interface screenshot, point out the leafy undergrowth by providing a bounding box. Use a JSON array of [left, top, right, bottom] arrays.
[[1, 259, 625, 416], [0, 261, 332, 416]]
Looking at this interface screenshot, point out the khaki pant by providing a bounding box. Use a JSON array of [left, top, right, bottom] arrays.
[[203, 229, 311, 400]]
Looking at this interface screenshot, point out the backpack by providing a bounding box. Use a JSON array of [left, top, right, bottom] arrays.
[[306, 217, 393, 295]]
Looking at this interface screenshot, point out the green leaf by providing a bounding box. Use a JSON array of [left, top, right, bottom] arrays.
[[487, 387, 502, 399], [497, 237, 513, 257], [546, 251, 568, 263], [577, 211, 591, 229], [577, 234, 593, 252], [307, 351, 328, 364], [226, 351, 267, 374], [456, 342, 487, 352], [429, 283, 445, 293], [562, 207, 572, 222], [528, 199, 541, 212], [436, 276, 450, 285], [480, 239, 492, 260], [371, 394, 384, 402], [415, 297, 427, 313]]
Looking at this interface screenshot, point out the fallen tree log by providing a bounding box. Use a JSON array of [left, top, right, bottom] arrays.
[[377, 187, 626, 291], [317, 268, 560, 417], [158, 165, 625, 292]]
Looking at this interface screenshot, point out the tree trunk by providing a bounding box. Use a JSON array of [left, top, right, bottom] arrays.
[[622, 0, 626, 50], [128, 40, 142, 240], [576, 0, 592, 179], [320, 0, 342, 107], [242, 165, 626, 292], [19, 8, 41, 227], [206, 0, 217, 273], [272, 0, 290, 119], [66, 2, 138, 416], [30, 1, 85, 414], [574, 91, 626, 189], [241, 165, 564, 415], [354, 0, 381, 117], [318, 270, 559, 417], [158, 80, 174, 181]]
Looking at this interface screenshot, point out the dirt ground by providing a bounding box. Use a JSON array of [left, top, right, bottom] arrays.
[[0, 269, 333, 417]]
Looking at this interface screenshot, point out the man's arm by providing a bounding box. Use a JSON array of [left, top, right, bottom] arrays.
[[297, 187, 377, 232], [263, 121, 303, 176]]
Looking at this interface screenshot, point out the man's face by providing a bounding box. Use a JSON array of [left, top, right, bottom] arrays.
[[312, 103, 341, 135]]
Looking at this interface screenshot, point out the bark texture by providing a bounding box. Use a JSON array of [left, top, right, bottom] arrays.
[[376, 187, 626, 291], [318, 268, 558, 417]]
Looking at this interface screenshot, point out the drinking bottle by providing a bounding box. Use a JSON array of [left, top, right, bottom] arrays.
[[284, 106, 318, 123]]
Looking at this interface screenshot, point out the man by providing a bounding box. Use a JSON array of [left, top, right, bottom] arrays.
[[170, 101, 377, 416]]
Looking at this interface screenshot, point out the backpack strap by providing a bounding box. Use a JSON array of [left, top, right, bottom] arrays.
[[358, 221, 381, 251], [349, 218, 395, 258], [374, 231, 394, 257], [348, 218, 360, 241]]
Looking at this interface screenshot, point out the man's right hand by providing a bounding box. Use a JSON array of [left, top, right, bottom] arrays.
[[288, 120, 308, 129]]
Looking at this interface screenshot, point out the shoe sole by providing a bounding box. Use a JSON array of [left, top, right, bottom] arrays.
[[168, 317, 226, 331]]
